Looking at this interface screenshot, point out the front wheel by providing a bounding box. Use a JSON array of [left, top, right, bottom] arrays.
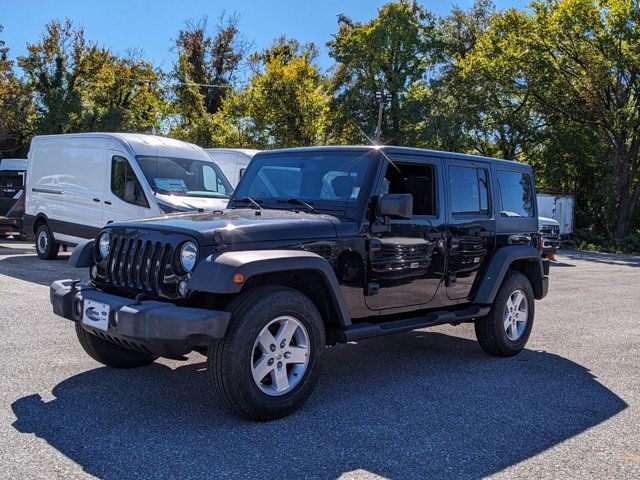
[[474, 271, 534, 357], [208, 285, 325, 421], [35, 223, 59, 260]]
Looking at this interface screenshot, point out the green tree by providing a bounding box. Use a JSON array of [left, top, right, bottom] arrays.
[[520, 0, 640, 237], [223, 37, 330, 148], [171, 15, 248, 145], [401, 0, 496, 152], [18, 20, 95, 133], [79, 50, 166, 133], [453, 7, 545, 160], [19, 19, 165, 136], [0, 25, 35, 157], [327, 0, 435, 144]]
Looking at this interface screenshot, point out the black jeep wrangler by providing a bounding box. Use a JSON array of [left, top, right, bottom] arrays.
[[51, 146, 549, 420]]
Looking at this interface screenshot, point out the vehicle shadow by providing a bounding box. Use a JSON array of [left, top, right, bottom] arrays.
[[549, 260, 575, 268], [11, 331, 626, 480], [0, 252, 77, 287], [559, 249, 640, 267]]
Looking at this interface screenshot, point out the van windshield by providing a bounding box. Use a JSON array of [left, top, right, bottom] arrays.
[[136, 156, 233, 199]]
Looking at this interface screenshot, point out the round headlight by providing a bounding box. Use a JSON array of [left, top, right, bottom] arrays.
[[179, 241, 198, 273], [98, 232, 110, 258]]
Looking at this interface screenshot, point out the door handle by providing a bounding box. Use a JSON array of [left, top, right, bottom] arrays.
[[427, 232, 445, 240], [450, 237, 460, 249], [104, 201, 112, 205], [93, 198, 100, 202], [477, 230, 493, 238]]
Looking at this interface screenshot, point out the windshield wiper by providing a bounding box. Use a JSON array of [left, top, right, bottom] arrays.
[[278, 198, 315, 211], [234, 197, 263, 210]]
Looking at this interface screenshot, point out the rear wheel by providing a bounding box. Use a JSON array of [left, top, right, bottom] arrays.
[[474, 271, 534, 357], [75, 324, 158, 368], [35, 223, 59, 260], [208, 285, 325, 421]]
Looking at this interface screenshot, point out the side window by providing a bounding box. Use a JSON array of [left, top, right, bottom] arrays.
[[203, 165, 224, 192], [449, 165, 490, 216], [497, 170, 535, 218], [383, 163, 437, 216], [111, 156, 148, 208]]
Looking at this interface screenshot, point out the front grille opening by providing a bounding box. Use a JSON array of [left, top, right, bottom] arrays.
[[101, 232, 184, 298]]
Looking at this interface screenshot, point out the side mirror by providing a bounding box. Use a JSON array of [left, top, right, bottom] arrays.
[[124, 180, 137, 203], [380, 193, 413, 220]]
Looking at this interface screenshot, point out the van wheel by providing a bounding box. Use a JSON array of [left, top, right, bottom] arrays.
[[474, 271, 534, 357], [35, 223, 60, 260], [208, 285, 325, 421], [75, 324, 158, 368]]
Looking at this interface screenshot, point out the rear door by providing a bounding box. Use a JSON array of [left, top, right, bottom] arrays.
[[0, 169, 24, 216], [101, 151, 151, 224], [445, 159, 495, 300]]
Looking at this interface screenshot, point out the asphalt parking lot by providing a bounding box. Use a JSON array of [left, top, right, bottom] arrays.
[[0, 238, 639, 479]]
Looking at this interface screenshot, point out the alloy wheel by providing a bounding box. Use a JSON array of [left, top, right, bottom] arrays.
[[503, 289, 528, 341], [251, 315, 310, 396]]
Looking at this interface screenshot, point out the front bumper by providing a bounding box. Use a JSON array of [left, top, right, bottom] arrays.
[[0, 217, 22, 234], [50, 280, 231, 356], [541, 236, 561, 253]]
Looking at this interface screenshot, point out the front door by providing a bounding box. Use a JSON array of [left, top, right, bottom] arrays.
[[445, 158, 495, 300], [365, 156, 446, 312], [101, 151, 151, 225]]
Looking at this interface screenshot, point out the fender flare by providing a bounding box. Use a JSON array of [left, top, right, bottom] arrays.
[[68, 240, 94, 268], [188, 250, 351, 326], [27, 213, 51, 235], [474, 245, 546, 304]]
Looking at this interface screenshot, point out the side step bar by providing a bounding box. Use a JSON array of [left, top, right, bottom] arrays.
[[333, 305, 490, 343]]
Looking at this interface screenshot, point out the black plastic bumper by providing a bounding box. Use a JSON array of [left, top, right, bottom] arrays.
[[542, 237, 561, 253], [50, 280, 231, 357]]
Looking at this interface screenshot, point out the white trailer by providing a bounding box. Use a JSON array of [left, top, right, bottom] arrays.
[[536, 194, 575, 235]]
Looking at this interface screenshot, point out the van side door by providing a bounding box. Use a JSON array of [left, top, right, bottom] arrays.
[[102, 151, 152, 224], [445, 158, 495, 300]]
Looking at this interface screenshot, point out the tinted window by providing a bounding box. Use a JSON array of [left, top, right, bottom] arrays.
[[111, 156, 148, 207], [234, 152, 374, 205], [449, 166, 489, 216], [497, 170, 535, 218]]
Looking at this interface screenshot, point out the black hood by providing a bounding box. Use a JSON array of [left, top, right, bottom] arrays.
[[108, 208, 345, 246]]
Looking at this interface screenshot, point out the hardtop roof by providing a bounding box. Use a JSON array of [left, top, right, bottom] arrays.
[[254, 145, 531, 170]]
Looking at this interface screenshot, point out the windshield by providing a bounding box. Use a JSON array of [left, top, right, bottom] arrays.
[[136, 156, 233, 198], [232, 151, 375, 208]]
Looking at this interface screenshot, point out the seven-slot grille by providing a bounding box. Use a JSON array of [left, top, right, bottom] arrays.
[[380, 243, 430, 262], [104, 234, 175, 294]]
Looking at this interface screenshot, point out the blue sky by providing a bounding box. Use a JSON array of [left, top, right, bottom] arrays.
[[2, 0, 528, 73]]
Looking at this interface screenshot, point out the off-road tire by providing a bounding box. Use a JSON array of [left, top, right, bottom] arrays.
[[208, 285, 325, 421], [75, 323, 158, 368], [475, 271, 534, 357], [35, 223, 60, 260]]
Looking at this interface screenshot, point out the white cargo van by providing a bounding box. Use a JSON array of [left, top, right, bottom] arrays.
[[205, 148, 259, 187], [25, 133, 233, 259]]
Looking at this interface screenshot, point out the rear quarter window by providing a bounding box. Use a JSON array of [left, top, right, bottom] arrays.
[[496, 170, 535, 218]]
